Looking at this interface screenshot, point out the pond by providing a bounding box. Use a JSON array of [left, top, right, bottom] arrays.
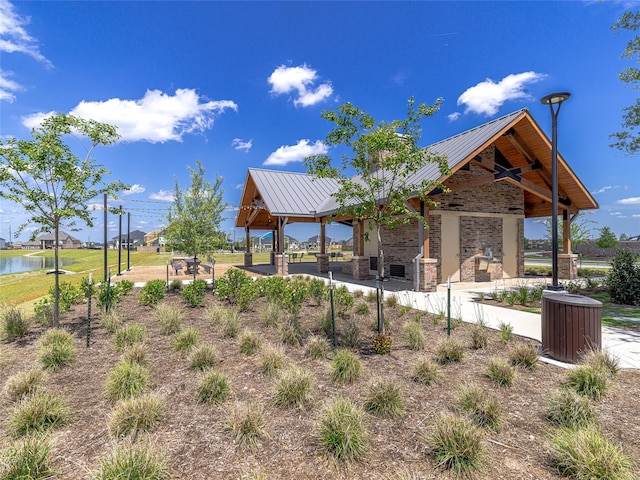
[[0, 254, 75, 275]]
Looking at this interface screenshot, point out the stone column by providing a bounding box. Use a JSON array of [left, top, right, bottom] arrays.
[[244, 252, 253, 267], [275, 253, 288, 276], [558, 253, 578, 280], [419, 258, 438, 292], [316, 253, 329, 273], [352, 255, 370, 280]]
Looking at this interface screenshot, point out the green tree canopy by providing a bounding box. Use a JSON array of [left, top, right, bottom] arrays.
[[597, 226, 618, 249], [610, 10, 640, 154], [0, 113, 126, 326], [164, 160, 227, 269], [538, 213, 595, 248], [305, 97, 449, 333]]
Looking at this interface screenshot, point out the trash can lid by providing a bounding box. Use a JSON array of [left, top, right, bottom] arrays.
[[543, 293, 602, 307]]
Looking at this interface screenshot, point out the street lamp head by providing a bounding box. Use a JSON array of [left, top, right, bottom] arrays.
[[541, 92, 571, 106]]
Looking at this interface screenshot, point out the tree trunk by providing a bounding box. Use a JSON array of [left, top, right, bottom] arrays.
[[377, 226, 385, 335], [53, 228, 60, 328]]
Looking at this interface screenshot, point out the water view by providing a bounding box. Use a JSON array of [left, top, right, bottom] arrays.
[[0, 254, 74, 275]]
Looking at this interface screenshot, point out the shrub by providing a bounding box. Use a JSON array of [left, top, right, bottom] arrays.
[[457, 385, 501, 431], [33, 300, 53, 327], [498, 321, 513, 342], [256, 275, 287, 304], [606, 248, 640, 306], [363, 377, 405, 417], [427, 414, 484, 476], [434, 338, 465, 364], [261, 302, 281, 327], [154, 303, 183, 334], [279, 316, 304, 346], [333, 286, 354, 317], [371, 333, 392, 354], [304, 336, 330, 360], [4, 368, 46, 402], [114, 324, 146, 351], [413, 357, 442, 385], [509, 343, 539, 370], [566, 364, 609, 400], [259, 343, 287, 376], [551, 426, 636, 480], [168, 279, 183, 291], [197, 370, 230, 405], [216, 268, 253, 305], [37, 328, 76, 370], [545, 388, 597, 429], [1, 306, 30, 341], [0, 434, 55, 479], [236, 281, 258, 312], [486, 357, 516, 387], [8, 390, 70, 436], [109, 393, 166, 438], [318, 396, 367, 462], [100, 308, 123, 335], [189, 344, 218, 371], [282, 280, 308, 317], [308, 278, 327, 305], [105, 361, 150, 401], [273, 366, 315, 409], [331, 349, 362, 384], [222, 311, 241, 338], [355, 302, 369, 315], [122, 343, 148, 366], [580, 347, 620, 378], [402, 321, 425, 350], [171, 327, 200, 353], [224, 401, 266, 449], [181, 279, 207, 308], [237, 329, 262, 355], [95, 441, 169, 480], [138, 279, 166, 306]]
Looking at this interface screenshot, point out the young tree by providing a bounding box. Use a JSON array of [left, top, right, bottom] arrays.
[[164, 160, 227, 279], [0, 113, 126, 327], [597, 226, 618, 249], [610, 10, 640, 155], [305, 97, 449, 334], [538, 213, 595, 248]]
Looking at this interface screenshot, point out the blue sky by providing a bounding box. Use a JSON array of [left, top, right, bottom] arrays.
[[0, 0, 639, 245]]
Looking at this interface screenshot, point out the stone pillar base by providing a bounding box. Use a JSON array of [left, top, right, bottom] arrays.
[[419, 258, 438, 292], [244, 252, 253, 267], [352, 256, 371, 280], [559, 254, 578, 280], [270, 251, 275, 265], [316, 254, 329, 273], [275, 253, 288, 276]]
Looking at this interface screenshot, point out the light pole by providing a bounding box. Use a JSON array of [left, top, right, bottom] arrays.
[[541, 91, 571, 291]]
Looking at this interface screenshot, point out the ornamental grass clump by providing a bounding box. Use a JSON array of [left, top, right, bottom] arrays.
[[105, 361, 150, 401], [222, 311, 241, 338], [402, 321, 425, 350], [237, 329, 262, 355], [154, 303, 183, 335], [122, 343, 148, 366], [545, 388, 597, 429], [566, 364, 609, 400], [304, 336, 330, 360], [259, 343, 287, 376], [1, 306, 30, 341], [498, 321, 513, 342], [279, 315, 304, 346], [8, 390, 70, 436], [100, 308, 124, 335], [580, 347, 620, 379], [509, 343, 539, 370], [331, 348, 362, 384], [486, 357, 516, 387], [205, 304, 227, 325], [197, 370, 230, 406], [224, 401, 266, 450], [551, 426, 636, 480], [261, 302, 281, 327], [37, 328, 76, 371], [413, 357, 442, 385], [114, 323, 146, 351], [457, 384, 502, 431], [434, 338, 465, 364], [318, 396, 367, 462], [273, 365, 315, 409], [363, 377, 406, 417], [189, 343, 218, 371], [4, 368, 46, 402], [109, 393, 166, 438], [427, 414, 485, 476], [171, 327, 200, 353], [0, 434, 55, 480], [95, 441, 169, 480]]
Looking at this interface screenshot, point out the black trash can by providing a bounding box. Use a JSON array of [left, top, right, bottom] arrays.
[[541, 293, 602, 363]]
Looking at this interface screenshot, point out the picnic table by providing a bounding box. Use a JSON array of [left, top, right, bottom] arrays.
[[287, 252, 305, 263], [184, 258, 201, 275]]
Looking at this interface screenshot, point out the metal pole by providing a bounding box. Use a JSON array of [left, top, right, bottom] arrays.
[[550, 107, 559, 289], [117, 205, 122, 276], [86, 273, 92, 348], [329, 272, 336, 348], [447, 276, 451, 337], [103, 194, 107, 282], [127, 212, 131, 271]]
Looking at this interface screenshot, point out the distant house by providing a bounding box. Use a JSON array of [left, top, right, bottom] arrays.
[[35, 232, 82, 249], [0, 237, 6, 250], [307, 235, 332, 250], [112, 230, 146, 249], [144, 229, 167, 247]]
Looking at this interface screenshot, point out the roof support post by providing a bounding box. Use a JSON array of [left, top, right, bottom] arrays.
[[358, 220, 365, 257], [320, 221, 326, 255], [245, 226, 251, 253], [562, 209, 571, 255]]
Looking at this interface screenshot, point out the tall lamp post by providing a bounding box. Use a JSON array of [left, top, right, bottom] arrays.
[[541, 91, 571, 291]]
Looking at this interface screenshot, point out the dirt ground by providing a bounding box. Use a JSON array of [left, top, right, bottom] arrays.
[[113, 263, 252, 284], [1, 277, 639, 479]]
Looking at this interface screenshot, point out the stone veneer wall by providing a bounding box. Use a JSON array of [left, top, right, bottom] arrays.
[[428, 214, 442, 283], [379, 220, 420, 281]]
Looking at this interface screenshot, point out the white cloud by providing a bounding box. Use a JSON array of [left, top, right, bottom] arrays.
[[225, 206, 239, 212], [268, 64, 333, 107], [617, 197, 640, 205], [123, 184, 145, 195], [592, 185, 615, 195], [264, 139, 327, 166], [632, 214, 640, 218], [456, 71, 546, 116], [235, 183, 244, 190], [22, 89, 238, 143], [610, 212, 623, 216], [0, 71, 21, 102], [149, 190, 174, 202], [232, 138, 253, 152], [448, 112, 461, 122]]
